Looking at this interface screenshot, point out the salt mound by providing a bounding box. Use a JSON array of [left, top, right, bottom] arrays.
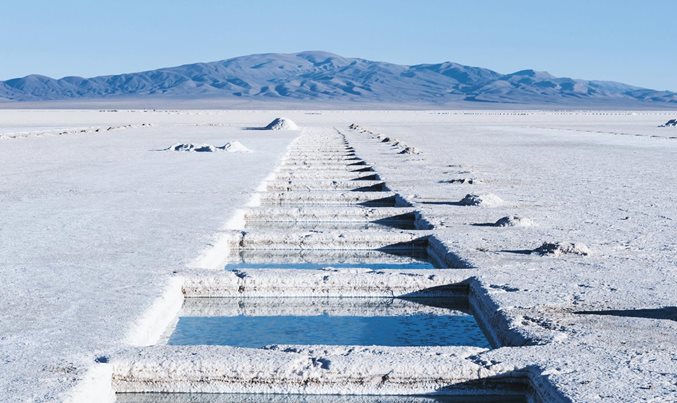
[[658, 119, 677, 127], [166, 141, 251, 153], [441, 177, 480, 185], [532, 242, 591, 256], [264, 117, 299, 130], [168, 143, 216, 152], [399, 146, 420, 155], [459, 193, 504, 207], [221, 141, 251, 153], [494, 215, 534, 227]]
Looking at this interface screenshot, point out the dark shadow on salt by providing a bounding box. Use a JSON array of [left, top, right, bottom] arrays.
[[499, 249, 533, 255], [351, 174, 381, 181], [434, 370, 535, 403], [352, 183, 389, 192], [420, 201, 465, 206], [371, 213, 418, 229], [575, 306, 677, 322], [358, 196, 398, 207], [351, 166, 375, 173]]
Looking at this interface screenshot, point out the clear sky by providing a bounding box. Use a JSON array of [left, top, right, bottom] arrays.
[[1, 0, 675, 90]]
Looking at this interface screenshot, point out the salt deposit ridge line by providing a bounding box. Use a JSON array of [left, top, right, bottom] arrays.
[[0, 122, 153, 140]]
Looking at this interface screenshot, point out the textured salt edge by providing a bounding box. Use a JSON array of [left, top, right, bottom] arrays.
[[259, 191, 397, 204], [265, 179, 385, 191], [235, 229, 431, 250], [180, 268, 474, 298], [243, 206, 416, 222], [111, 345, 518, 395], [179, 296, 471, 317]]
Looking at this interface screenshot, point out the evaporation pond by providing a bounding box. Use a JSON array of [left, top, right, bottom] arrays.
[[168, 297, 489, 348], [225, 249, 440, 270]]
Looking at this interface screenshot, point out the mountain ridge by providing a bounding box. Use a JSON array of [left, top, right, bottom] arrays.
[[1, 51, 675, 106]]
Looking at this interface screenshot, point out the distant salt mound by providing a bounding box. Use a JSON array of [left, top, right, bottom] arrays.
[[265, 117, 299, 130], [459, 193, 504, 207], [221, 141, 252, 152], [168, 143, 216, 152], [166, 141, 251, 153], [399, 146, 420, 155], [494, 215, 534, 227], [532, 242, 591, 256], [658, 119, 677, 127], [440, 177, 480, 185]]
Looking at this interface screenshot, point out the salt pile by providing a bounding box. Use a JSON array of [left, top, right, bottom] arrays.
[[264, 117, 299, 130], [221, 141, 252, 153], [168, 143, 216, 152], [494, 215, 534, 227], [458, 193, 504, 207], [532, 241, 591, 256], [166, 141, 251, 153], [440, 178, 480, 185]]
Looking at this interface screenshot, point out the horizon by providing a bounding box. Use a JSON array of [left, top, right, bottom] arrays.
[[1, 0, 676, 91]]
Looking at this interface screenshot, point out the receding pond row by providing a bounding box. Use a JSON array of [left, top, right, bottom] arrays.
[[115, 132, 531, 401]]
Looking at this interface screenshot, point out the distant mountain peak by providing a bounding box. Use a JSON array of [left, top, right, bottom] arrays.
[[1, 51, 675, 106]]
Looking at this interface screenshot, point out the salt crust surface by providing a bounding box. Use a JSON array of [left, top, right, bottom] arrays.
[[0, 110, 296, 401], [1, 110, 675, 401], [345, 111, 676, 402]]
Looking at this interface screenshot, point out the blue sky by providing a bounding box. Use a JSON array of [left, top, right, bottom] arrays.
[[1, 0, 675, 90]]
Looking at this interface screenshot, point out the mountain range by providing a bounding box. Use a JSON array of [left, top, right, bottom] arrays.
[[1, 51, 675, 107]]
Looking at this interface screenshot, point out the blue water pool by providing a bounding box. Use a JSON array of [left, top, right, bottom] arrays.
[[168, 298, 489, 348], [226, 249, 441, 270]]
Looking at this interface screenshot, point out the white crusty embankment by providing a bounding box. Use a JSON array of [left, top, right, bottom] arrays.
[[181, 268, 474, 298], [111, 345, 524, 396]]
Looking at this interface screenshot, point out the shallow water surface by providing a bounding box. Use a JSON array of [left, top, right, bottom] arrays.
[[169, 298, 489, 348]]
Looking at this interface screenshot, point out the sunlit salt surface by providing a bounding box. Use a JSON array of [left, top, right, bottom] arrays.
[[116, 392, 529, 403], [168, 298, 489, 348], [225, 249, 441, 270]]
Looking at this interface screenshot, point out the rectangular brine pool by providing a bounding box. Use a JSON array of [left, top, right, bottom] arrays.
[[225, 248, 444, 270], [167, 297, 490, 348]]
